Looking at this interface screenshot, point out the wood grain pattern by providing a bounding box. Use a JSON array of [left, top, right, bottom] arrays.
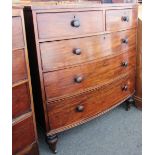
[[12, 49, 27, 84], [12, 16, 24, 49], [12, 115, 36, 155], [36, 10, 104, 39], [40, 29, 136, 71], [47, 73, 135, 130], [106, 8, 137, 31], [12, 82, 31, 119], [44, 49, 136, 99]]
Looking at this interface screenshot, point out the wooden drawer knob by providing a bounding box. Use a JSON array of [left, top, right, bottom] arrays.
[[76, 105, 84, 112], [121, 61, 128, 67], [71, 19, 80, 28], [74, 76, 83, 83], [122, 85, 128, 91], [73, 48, 81, 55], [121, 38, 128, 44], [121, 16, 129, 22]]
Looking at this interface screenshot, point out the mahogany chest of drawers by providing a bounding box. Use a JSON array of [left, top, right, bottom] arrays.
[[12, 6, 39, 155], [24, 3, 138, 153]]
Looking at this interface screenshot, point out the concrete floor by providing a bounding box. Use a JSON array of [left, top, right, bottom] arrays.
[[38, 103, 142, 155]]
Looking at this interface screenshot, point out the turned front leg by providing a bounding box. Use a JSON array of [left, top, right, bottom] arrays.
[[126, 97, 135, 111], [47, 134, 58, 154]]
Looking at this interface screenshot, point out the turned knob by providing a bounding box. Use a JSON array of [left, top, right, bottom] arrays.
[[121, 16, 129, 22], [74, 76, 83, 83], [71, 19, 80, 27], [122, 85, 128, 91], [121, 38, 128, 44], [73, 48, 81, 55], [121, 61, 128, 67], [76, 105, 84, 112]]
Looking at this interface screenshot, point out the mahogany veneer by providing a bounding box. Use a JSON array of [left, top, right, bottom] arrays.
[[36, 10, 104, 39], [47, 72, 135, 131], [24, 3, 138, 153], [12, 83, 31, 118], [12, 115, 36, 154], [12, 6, 39, 155], [44, 49, 136, 99], [12, 49, 27, 83], [40, 29, 136, 71], [12, 16, 24, 49], [106, 8, 137, 31]]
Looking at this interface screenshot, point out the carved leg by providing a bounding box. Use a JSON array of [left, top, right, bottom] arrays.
[[47, 135, 58, 154], [126, 97, 135, 111]]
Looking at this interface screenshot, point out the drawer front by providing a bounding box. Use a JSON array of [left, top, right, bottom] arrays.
[[12, 83, 31, 119], [12, 115, 36, 155], [44, 49, 136, 99], [36, 11, 104, 39], [40, 29, 136, 71], [106, 9, 137, 31], [12, 49, 27, 83], [12, 16, 24, 49], [47, 73, 135, 130], [16, 142, 39, 155]]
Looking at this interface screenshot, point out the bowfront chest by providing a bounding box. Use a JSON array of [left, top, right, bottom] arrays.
[[24, 3, 138, 153], [12, 6, 39, 155]]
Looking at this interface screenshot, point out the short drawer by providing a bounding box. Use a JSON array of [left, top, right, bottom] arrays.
[[106, 9, 137, 31], [43, 49, 136, 99], [40, 29, 136, 71], [12, 49, 27, 84], [12, 115, 36, 155], [12, 16, 24, 49], [47, 73, 135, 130], [12, 82, 31, 119], [36, 11, 104, 39]]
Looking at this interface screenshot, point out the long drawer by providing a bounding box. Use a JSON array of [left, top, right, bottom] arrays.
[[43, 49, 136, 100], [47, 73, 135, 130], [12, 16, 24, 49], [40, 29, 136, 71], [106, 9, 137, 31], [12, 115, 36, 155], [12, 82, 31, 119], [36, 11, 104, 39], [12, 49, 27, 84]]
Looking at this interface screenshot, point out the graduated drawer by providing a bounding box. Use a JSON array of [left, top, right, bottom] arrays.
[[36, 11, 104, 39], [12, 82, 31, 119], [43, 49, 136, 99], [106, 9, 137, 31], [12, 115, 36, 155], [47, 73, 135, 130], [40, 29, 136, 71], [12, 49, 27, 84], [12, 16, 24, 49]]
